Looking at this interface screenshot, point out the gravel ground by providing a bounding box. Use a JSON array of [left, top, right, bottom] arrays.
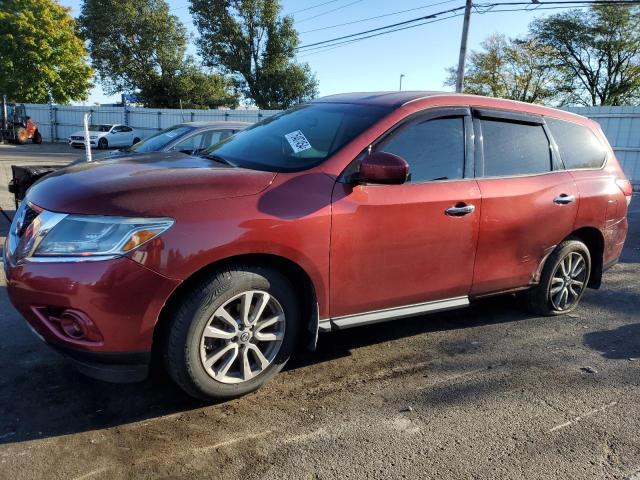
[[1, 144, 639, 480]]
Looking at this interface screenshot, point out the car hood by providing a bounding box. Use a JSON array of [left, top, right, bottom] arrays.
[[27, 151, 277, 216]]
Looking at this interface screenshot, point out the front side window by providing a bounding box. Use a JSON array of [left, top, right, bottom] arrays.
[[545, 117, 606, 169], [480, 119, 551, 177], [131, 126, 193, 153], [377, 117, 465, 182], [89, 124, 112, 132], [173, 131, 209, 151], [201, 103, 391, 172]]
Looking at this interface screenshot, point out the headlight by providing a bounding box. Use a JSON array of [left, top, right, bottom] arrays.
[[9, 205, 174, 263], [35, 215, 174, 258]]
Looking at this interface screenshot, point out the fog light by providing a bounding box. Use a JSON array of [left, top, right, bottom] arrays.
[[60, 312, 87, 339]]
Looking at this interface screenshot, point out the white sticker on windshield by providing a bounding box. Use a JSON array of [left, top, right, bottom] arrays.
[[284, 130, 312, 153]]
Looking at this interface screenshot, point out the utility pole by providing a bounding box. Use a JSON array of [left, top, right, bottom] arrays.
[[399, 74, 405, 91], [455, 0, 473, 93]]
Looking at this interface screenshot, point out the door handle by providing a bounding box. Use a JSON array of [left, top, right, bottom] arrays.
[[553, 194, 576, 205], [445, 204, 476, 216]]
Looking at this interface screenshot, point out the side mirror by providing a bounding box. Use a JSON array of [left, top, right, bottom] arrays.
[[359, 151, 409, 185]]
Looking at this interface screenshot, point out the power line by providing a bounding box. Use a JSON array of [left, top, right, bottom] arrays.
[[299, 0, 459, 34], [298, 13, 464, 56], [296, 0, 640, 57], [287, 0, 344, 15], [297, 0, 367, 23], [296, 4, 468, 50], [296, 0, 640, 51]]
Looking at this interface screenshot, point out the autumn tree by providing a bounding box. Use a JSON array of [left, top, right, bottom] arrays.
[[445, 34, 559, 104], [190, 0, 318, 109], [0, 0, 93, 103], [530, 5, 640, 106], [79, 0, 238, 108]]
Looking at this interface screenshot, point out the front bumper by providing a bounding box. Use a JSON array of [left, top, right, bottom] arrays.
[[3, 252, 179, 382]]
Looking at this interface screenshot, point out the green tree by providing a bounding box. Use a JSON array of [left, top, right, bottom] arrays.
[[530, 5, 640, 106], [445, 34, 559, 104], [79, 0, 238, 108], [0, 0, 93, 103], [190, 0, 318, 109]]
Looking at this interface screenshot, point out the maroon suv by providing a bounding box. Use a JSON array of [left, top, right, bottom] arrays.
[[3, 92, 631, 400]]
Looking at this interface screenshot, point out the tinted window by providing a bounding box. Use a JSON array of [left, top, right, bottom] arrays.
[[480, 119, 551, 176], [545, 117, 605, 169], [379, 117, 465, 182], [131, 125, 193, 153], [202, 103, 391, 172]]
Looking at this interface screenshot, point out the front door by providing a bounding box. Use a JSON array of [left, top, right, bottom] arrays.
[[330, 108, 481, 323]]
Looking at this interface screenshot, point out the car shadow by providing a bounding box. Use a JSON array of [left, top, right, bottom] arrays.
[[584, 323, 640, 360], [0, 292, 531, 445], [287, 294, 530, 371]]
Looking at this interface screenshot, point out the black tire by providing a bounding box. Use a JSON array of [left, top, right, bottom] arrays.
[[132, 137, 141, 146], [164, 265, 300, 401], [526, 238, 591, 316], [98, 137, 108, 149], [32, 131, 42, 144]]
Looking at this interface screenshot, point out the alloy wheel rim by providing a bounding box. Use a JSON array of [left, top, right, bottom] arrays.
[[549, 251, 588, 311], [199, 290, 285, 384]]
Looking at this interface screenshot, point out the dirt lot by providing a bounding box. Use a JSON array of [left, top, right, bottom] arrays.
[[1, 144, 639, 479]]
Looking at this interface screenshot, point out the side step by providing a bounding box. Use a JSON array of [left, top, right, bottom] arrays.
[[318, 296, 469, 332]]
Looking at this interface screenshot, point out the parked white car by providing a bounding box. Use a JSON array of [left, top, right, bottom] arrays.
[[68, 124, 142, 149]]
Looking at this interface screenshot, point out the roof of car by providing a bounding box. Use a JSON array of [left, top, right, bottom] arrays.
[[177, 121, 251, 129], [311, 91, 591, 124], [311, 91, 445, 107]]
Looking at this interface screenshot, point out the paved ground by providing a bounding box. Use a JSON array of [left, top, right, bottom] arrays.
[[1, 144, 639, 479]]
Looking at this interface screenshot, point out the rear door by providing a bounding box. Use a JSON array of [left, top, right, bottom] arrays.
[[470, 108, 579, 295], [330, 107, 482, 321]]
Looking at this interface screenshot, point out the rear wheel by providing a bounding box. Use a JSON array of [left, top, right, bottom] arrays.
[[164, 266, 300, 401], [32, 131, 42, 144], [526, 239, 591, 315], [98, 137, 108, 149]]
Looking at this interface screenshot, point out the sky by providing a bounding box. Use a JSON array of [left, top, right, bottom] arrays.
[[58, 0, 582, 105]]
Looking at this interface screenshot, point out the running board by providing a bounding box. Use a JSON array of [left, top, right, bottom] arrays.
[[318, 296, 469, 332]]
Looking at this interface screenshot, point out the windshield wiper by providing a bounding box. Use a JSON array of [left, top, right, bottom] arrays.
[[202, 153, 234, 167]]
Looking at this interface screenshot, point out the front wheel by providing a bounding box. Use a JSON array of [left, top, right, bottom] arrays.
[[97, 137, 108, 149], [164, 266, 300, 401], [526, 239, 591, 315]]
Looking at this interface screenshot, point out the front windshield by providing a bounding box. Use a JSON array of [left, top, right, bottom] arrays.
[[131, 125, 193, 153], [89, 124, 113, 132], [201, 103, 391, 172]]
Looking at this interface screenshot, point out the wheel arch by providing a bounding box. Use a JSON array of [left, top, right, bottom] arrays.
[[567, 226, 605, 289], [152, 253, 320, 366]]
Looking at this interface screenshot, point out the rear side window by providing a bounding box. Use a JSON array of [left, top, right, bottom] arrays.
[[480, 119, 551, 177], [379, 117, 465, 182], [545, 118, 606, 169]]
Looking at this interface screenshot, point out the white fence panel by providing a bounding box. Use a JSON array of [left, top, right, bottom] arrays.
[[21, 103, 280, 143]]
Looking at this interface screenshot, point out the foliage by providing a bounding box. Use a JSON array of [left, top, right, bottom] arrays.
[[530, 5, 640, 106], [79, 0, 238, 108], [190, 0, 318, 109], [0, 0, 93, 104], [445, 34, 559, 104]]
